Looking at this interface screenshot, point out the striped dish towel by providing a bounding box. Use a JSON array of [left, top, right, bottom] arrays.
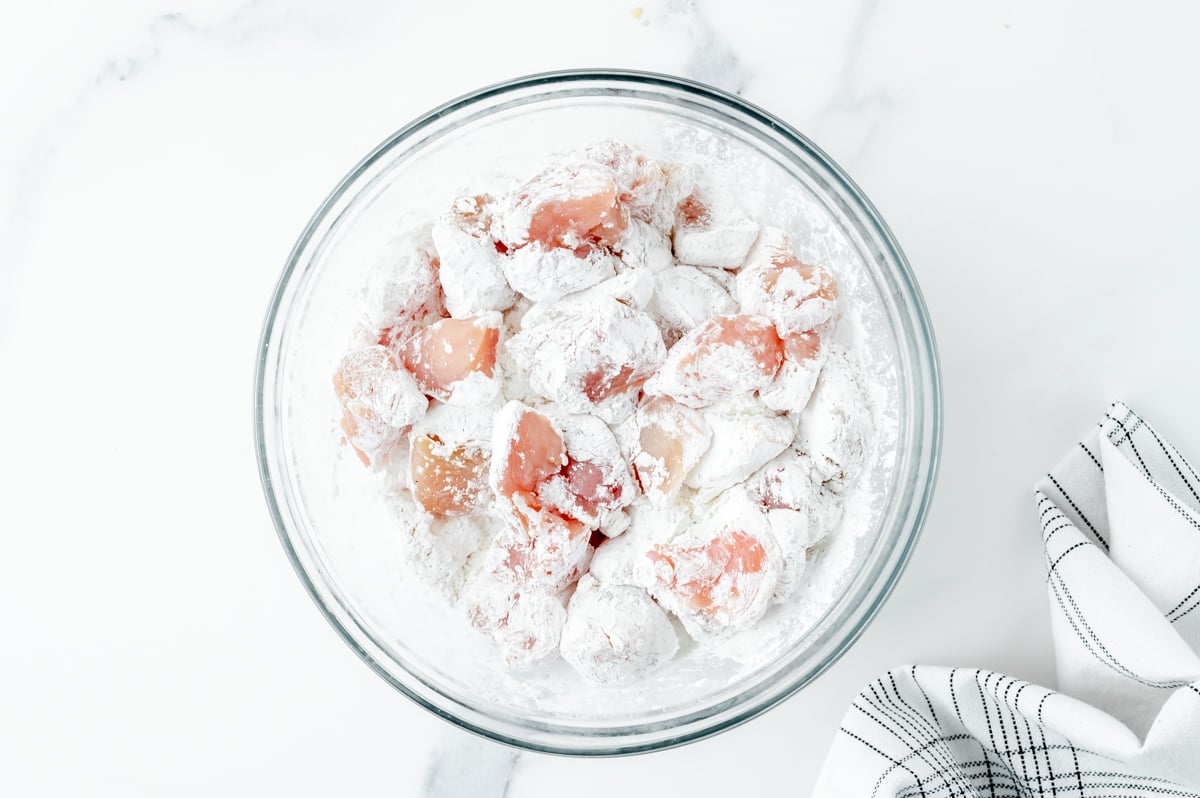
[[815, 401, 1200, 796]]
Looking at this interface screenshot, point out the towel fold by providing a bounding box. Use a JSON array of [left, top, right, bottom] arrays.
[[815, 401, 1200, 796]]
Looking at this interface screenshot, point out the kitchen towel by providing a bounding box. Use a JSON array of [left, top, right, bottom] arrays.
[[815, 401, 1200, 796]]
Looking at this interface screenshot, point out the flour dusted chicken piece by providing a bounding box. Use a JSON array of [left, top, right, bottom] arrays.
[[508, 298, 666, 423], [613, 219, 674, 273], [589, 502, 693, 587], [333, 345, 428, 467], [646, 491, 781, 638], [494, 160, 628, 250], [671, 190, 759, 268], [432, 195, 517, 317], [645, 314, 783, 408], [500, 243, 618, 303], [396, 508, 490, 602], [736, 227, 838, 336], [537, 412, 636, 537], [463, 576, 567, 668], [762, 509, 810, 602], [644, 161, 699, 232], [747, 444, 848, 543], [401, 313, 502, 406], [559, 267, 656, 311], [794, 350, 873, 493], [492, 157, 629, 302], [632, 395, 712, 503], [408, 404, 494, 518], [763, 487, 844, 601], [647, 266, 737, 347], [747, 447, 846, 600], [759, 327, 829, 414], [560, 575, 678, 685], [367, 245, 445, 349], [410, 437, 489, 518], [487, 402, 592, 592], [581, 140, 667, 222], [686, 397, 794, 491]]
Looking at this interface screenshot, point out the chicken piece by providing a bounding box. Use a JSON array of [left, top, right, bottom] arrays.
[[560, 574, 679, 685], [582, 140, 667, 214], [401, 313, 501, 406], [485, 508, 592, 594], [537, 413, 636, 536], [646, 265, 737, 347], [490, 402, 566, 498], [500, 242, 618, 303], [589, 502, 693, 587], [613, 219, 674, 273], [794, 351, 873, 493], [367, 245, 446, 349], [763, 508, 810, 602], [507, 298, 666, 423], [552, 267, 656, 312], [686, 397, 794, 491], [494, 160, 627, 250], [632, 395, 712, 503], [333, 345, 428, 467], [396, 509, 490, 601], [759, 327, 829, 414], [431, 194, 517, 317], [410, 435, 489, 517], [747, 448, 845, 545], [463, 576, 567, 669], [641, 160, 699, 232], [487, 402, 592, 591], [671, 191, 759, 268], [645, 314, 783, 408], [736, 227, 838, 336], [645, 491, 781, 637]]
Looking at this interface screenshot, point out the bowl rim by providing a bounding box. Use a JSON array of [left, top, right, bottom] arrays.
[[254, 67, 943, 756]]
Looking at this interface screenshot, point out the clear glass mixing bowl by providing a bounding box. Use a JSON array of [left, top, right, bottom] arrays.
[[255, 70, 941, 755]]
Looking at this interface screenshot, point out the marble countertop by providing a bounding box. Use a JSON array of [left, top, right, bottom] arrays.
[[4, 1, 1200, 795]]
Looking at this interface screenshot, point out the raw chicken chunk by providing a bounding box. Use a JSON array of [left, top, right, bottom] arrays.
[[645, 314, 783, 408], [537, 413, 636, 536], [463, 577, 567, 669], [794, 351, 873, 493], [333, 345, 428, 466], [431, 194, 517, 317], [613, 219, 674, 273], [736, 227, 838, 336], [686, 397, 794, 491], [402, 313, 502, 406], [494, 160, 627, 250], [508, 298, 666, 423], [368, 245, 446, 349], [488, 402, 592, 592], [671, 191, 759, 268], [396, 510, 490, 601], [646, 491, 781, 637], [759, 327, 829, 414], [632, 395, 712, 503], [581, 140, 667, 221], [560, 575, 678, 685], [500, 242, 618, 303], [589, 502, 693, 587], [647, 265, 737, 347], [748, 447, 845, 534]]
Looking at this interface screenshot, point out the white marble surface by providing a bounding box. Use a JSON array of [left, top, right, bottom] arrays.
[[3, 1, 1200, 795]]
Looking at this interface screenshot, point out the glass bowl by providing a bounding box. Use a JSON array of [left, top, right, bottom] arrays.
[[255, 70, 941, 755]]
